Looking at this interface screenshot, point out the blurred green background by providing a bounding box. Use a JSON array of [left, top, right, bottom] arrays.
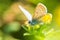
[[0, 0, 60, 40]]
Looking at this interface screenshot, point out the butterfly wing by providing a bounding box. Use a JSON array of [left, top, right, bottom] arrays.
[[19, 5, 32, 22], [40, 13, 52, 24], [33, 3, 47, 19]]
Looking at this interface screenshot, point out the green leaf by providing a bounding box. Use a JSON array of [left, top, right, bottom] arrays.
[[24, 33, 31, 36]]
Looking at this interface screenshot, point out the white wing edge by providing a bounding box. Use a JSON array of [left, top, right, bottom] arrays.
[[18, 5, 32, 22], [38, 3, 47, 13]]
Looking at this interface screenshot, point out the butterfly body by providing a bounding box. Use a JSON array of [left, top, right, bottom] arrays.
[[29, 19, 39, 25], [19, 3, 52, 27]]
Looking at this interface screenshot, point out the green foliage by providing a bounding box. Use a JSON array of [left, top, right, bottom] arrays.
[[0, 0, 14, 16], [21, 23, 53, 40], [3, 22, 20, 33], [28, 0, 59, 13], [0, 0, 60, 40]]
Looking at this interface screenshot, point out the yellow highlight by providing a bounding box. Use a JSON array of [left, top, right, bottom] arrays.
[[54, 5, 60, 26], [40, 13, 52, 24], [34, 24, 40, 29]]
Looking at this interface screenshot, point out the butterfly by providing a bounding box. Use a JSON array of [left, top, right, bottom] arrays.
[[18, 3, 52, 26]]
